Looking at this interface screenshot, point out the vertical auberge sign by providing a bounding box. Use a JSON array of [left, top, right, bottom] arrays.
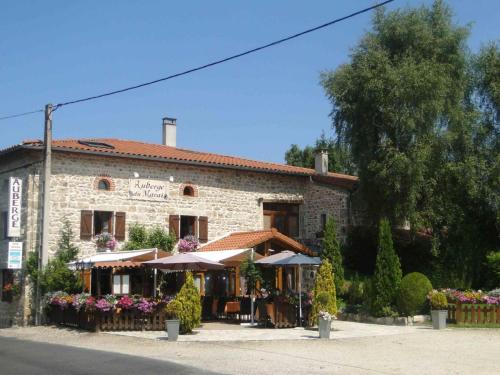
[[8, 177, 22, 238]]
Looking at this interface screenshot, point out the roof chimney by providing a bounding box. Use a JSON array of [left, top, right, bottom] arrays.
[[315, 150, 328, 175], [162, 117, 176, 147]]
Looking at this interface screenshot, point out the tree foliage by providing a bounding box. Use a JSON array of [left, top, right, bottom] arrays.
[[175, 272, 201, 333], [310, 259, 337, 325], [321, 217, 344, 296], [285, 132, 356, 175], [26, 220, 82, 295], [316, 0, 498, 289], [240, 253, 263, 295], [371, 218, 402, 316]]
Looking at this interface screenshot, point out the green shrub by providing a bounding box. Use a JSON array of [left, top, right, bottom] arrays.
[[165, 299, 183, 319], [396, 272, 433, 316], [315, 291, 332, 307], [429, 291, 448, 310], [124, 224, 175, 252], [175, 272, 201, 333], [310, 260, 337, 325], [346, 273, 365, 306], [371, 218, 402, 317]]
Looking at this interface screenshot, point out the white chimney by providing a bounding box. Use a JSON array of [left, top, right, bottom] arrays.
[[315, 150, 328, 175], [162, 117, 177, 147]]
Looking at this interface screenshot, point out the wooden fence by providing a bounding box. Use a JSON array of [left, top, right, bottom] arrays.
[[47, 308, 167, 332], [447, 303, 500, 325]]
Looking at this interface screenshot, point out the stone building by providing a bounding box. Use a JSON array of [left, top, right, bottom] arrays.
[[0, 118, 358, 325]]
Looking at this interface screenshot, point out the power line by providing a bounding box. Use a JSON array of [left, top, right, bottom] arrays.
[[0, 109, 43, 121], [0, 0, 394, 120]]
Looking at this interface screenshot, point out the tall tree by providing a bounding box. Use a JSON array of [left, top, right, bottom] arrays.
[[371, 218, 402, 316], [321, 217, 344, 296], [321, 0, 470, 229]]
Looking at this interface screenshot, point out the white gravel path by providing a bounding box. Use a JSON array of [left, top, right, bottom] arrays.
[[1, 323, 499, 374]]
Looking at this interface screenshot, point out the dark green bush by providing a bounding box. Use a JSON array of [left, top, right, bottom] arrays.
[[396, 272, 433, 316]]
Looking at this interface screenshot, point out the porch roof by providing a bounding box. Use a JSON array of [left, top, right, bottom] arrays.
[[198, 229, 312, 255]]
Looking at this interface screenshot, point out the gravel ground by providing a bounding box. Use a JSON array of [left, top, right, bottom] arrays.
[[1, 325, 499, 374]]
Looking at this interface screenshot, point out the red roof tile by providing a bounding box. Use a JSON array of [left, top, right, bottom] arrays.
[[199, 229, 312, 255], [19, 138, 358, 189]]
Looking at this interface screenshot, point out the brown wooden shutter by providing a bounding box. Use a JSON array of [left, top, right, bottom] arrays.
[[169, 215, 180, 240], [114, 212, 126, 241], [80, 210, 93, 240], [198, 216, 208, 243]]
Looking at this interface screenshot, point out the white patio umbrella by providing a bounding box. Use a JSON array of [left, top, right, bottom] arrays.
[[262, 252, 321, 325]]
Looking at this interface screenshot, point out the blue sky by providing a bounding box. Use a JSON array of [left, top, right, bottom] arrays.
[[1, 0, 499, 164]]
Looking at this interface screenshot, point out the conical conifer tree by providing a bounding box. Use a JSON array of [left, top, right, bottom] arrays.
[[310, 259, 337, 325], [321, 217, 344, 296], [371, 218, 402, 316], [175, 272, 201, 333]]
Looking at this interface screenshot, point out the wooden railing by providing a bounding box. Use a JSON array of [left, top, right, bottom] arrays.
[[46, 308, 166, 332], [448, 303, 500, 325]]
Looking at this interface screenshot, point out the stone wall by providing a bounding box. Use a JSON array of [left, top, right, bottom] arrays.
[[47, 152, 352, 257], [0, 152, 42, 325]]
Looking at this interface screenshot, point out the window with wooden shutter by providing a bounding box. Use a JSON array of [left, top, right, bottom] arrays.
[[114, 212, 126, 241], [169, 215, 180, 240], [80, 210, 93, 240], [198, 216, 208, 243]]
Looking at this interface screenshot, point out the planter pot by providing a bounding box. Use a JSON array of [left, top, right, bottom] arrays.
[[318, 318, 332, 339], [431, 310, 447, 330], [166, 319, 180, 341]]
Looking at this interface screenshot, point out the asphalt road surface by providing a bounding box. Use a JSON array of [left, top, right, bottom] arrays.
[[0, 336, 220, 375]]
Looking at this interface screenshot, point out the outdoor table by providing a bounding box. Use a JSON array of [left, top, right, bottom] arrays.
[[224, 301, 240, 314]]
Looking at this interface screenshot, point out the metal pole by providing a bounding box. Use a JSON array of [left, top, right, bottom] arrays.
[[35, 103, 52, 325], [153, 248, 158, 298], [250, 248, 255, 325], [298, 265, 302, 326]]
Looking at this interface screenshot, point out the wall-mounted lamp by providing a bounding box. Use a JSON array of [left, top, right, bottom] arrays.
[[169, 176, 174, 182], [133, 172, 140, 178], [257, 197, 264, 206]]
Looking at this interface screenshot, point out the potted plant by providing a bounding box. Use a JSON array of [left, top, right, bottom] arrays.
[[318, 311, 334, 338], [95, 232, 117, 252], [428, 290, 448, 329], [165, 299, 182, 341], [316, 292, 335, 338]]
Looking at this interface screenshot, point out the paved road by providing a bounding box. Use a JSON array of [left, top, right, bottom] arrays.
[[0, 336, 219, 375]]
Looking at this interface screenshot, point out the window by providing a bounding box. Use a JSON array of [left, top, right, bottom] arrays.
[[97, 179, 110, 191], [263, 203, 300, 238], [80, 211, 126, 240], [183, 186, 194, 197], [169, 215, 208, 243], [94, 211, 113, 235], [180, 215, 196, 238], [113, 274, 130, 295]]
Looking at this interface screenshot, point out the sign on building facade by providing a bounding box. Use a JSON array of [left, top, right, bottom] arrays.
[[8, 242, 23, 269], [8, 177, 22, 238], [128, 179, 169, 201]]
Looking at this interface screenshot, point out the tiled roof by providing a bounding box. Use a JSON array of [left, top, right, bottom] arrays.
[[17, 138, 358, 189], [199, 229, 312, 255]]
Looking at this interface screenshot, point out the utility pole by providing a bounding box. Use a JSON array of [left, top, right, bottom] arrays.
[[36, 103, 52, 325]]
